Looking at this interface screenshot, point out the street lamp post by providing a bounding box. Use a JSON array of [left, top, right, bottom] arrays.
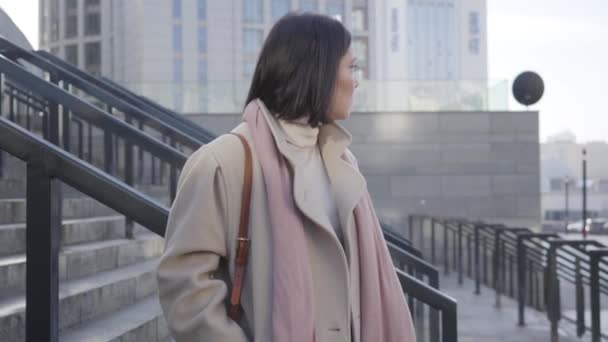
[[582, 149, 587, 239]]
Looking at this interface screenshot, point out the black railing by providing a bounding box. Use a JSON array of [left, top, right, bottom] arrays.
[[1, 46, 460, 341], [0, 116, 169, 341], [410, 214, 608, 342]]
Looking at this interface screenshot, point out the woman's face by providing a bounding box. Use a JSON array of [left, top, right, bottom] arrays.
[[327, 47, 359, 122]]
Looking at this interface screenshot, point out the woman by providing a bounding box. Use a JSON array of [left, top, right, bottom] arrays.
[[157, 13, 416, 342]]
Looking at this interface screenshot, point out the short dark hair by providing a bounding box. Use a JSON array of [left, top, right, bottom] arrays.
[[245, 13, 352, 127]]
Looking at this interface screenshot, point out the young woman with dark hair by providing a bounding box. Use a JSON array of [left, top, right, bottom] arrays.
[[157, 13, 415, 342]]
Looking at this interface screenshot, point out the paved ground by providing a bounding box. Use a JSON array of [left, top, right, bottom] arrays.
[[438, 271, 590, 341]]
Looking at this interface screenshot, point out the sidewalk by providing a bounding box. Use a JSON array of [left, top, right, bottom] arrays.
[[438, 271, 588, 341]]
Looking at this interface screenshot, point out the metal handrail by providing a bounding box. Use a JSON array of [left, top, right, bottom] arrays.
[[0, 38, 206, 149], [0, 116, 169, 341], [396, 269, 458, 342], [33, 48, 215, 143]]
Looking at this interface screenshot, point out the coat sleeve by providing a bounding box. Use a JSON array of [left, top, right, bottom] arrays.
[[156, 145, 248, 342]]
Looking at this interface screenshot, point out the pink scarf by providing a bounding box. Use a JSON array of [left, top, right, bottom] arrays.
[[243, 100, 416, 342]]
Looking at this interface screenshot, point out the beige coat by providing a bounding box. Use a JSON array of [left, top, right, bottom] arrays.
[[157, 102, 368, 342]]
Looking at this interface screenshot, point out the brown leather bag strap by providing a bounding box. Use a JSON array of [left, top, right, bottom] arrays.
[[228, 133, 253, 321]]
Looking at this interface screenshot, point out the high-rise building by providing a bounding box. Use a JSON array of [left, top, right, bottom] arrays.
[[39, 0, 487, 113]]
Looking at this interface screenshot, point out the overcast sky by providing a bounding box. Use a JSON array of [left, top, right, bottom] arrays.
[[1, 0, 607, 143]]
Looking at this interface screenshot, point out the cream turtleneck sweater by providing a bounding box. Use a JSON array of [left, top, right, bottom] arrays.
[[277, 119, 344, 244]]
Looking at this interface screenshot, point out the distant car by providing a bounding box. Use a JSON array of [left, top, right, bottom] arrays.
[[567, 219, 608, 233], [566, 221, 585, 232]]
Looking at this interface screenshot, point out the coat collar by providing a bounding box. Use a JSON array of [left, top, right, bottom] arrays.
[[254, 99, 352, 167], [253, 99, 366, 251]]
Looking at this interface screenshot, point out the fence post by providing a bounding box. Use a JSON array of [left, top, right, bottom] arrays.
[[589, 249, 608, 342], [474, 223, 482, 295], [431, 218, 436, 265], [458, 222, 463, 285], [444, 221, 449, 276], [26, 162, 61, 342], [575, 258, 585, 337], [517, 234, 527, 326]]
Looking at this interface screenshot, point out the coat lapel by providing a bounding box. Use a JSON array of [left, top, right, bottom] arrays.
[[255, 100, 337, 238]]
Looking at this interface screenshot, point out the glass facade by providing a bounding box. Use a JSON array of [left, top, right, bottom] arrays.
[[407, 0, 457, 80], [84, 42, 101, 75], [352, 5, 368, 31], [326, 0, 345, 21], [49, 0, 59, 41], [300, 0, 318, 12], [65, 44, 78, 66], [272, 0, 290, 21], [84, 0, 101, 36], [243, 0, 263, 23], [65, 0, 78, 38], [243, 29, 263, 54], [198, 0, 206, 19]]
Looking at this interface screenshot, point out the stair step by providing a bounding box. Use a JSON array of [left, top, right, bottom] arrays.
[[0, 233, 164, 297], [0, 259, 160, 341], [60, 295, 169, 342], [0, 196, 119, 224], [0, 215, 126, 257]]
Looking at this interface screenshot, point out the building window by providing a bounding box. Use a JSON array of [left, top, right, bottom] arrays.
[[50, 46, 60, 56], [272, 0, 290, 21], [198, 26, 207, 53], [243, 29, 263, 54], [65, 44, 78, 66], [353, 37, 368, 78], [352, 5, 367, 31], [84, 41, 101, 76], [49, 0, 59, 41], [173, 0, 182, 18], [391, 8, 399, 52], [173, 25, 183, 51], [243, 0, 263, 23], [198, 0, 206, 19], [84, 0, 101, 36], [326, 0, 345, 22], [300, 0, 318, 12], [244, 60, 256, 78], [198, 59, 207, 82], [65, 0, 78, 38], [173, 58, 183, 83]]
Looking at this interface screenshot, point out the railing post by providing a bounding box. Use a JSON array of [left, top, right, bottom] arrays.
[[509, 253, 515, 298], [444, 221, 450, 276], [589, 249, 608, 342], [61, 82, 71, 151], [26, 162, 61, 342], [458, 222, 463, 285], [169, 137, 178, 202], [517, 234, 527, 326], [546, 244, 560, 342], [124, 114, 134, 239], [467, 232, 472, 277], [87, 122, 93, 163], [474, 223, 482, 294], [431, 218, 436, 265], [104, 105, 114, 173], [48, 73, 60, 145], [493, 229, 503, 307], [408, 215, 414, 243], [482, 235, 488, 285], [452, 225, 457, 271], [575, 257, 585, 337]]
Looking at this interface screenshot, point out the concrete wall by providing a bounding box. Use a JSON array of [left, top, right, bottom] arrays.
[[187, 110, 541, 232]]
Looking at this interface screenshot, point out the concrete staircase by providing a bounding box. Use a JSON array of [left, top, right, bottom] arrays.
[[0, 192, 171, 341]]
